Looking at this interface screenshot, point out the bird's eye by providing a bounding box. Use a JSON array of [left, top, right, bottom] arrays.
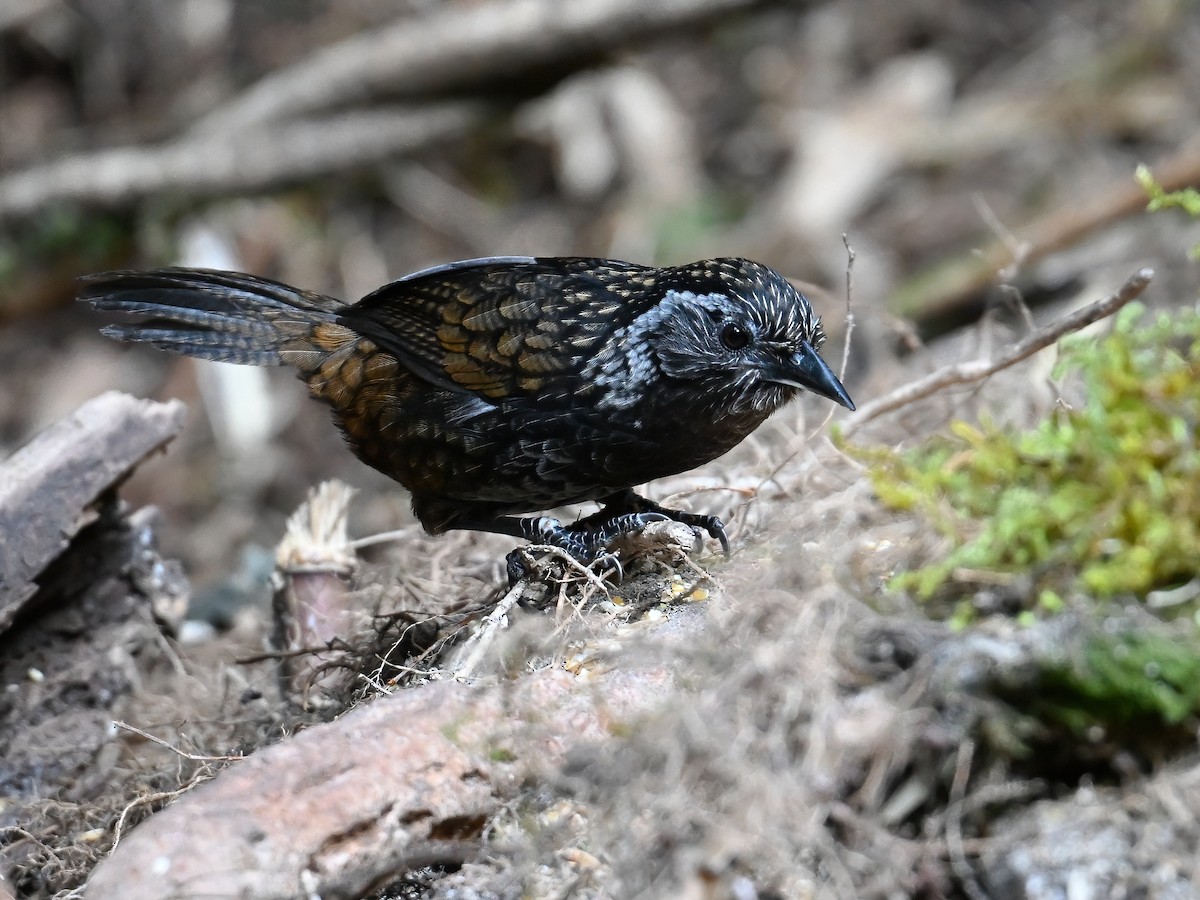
[[719, 322, 751, 351]]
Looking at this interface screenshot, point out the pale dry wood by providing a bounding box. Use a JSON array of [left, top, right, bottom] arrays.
[[0, 391, 186, 631], [272, 480, 360, 704], [0, 105, 478, 224], [193, 0, 766, 133], [0, 0, 767, 224], [86, 654, 684, 899]]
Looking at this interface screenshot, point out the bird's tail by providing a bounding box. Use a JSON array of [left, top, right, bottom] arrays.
[[79, 267, 353, 379]]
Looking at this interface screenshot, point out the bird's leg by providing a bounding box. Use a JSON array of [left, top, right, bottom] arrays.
[[595, 489, 731, 556]]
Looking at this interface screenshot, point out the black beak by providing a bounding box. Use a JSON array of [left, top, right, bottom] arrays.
[[769, 341, 855, 411]]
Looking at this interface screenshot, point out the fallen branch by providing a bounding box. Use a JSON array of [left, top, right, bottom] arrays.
[[0, 0, 766, 223], [0, 105, 478, 224], [841, 266, 1155, 438], [193, 0, 765, 134], [86, 652, 685, 899]]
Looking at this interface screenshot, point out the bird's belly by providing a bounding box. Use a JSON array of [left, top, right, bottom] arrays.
[[330, 372, 768, 513]]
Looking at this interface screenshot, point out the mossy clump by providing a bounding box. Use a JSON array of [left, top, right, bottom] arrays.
[[851, 301, 1200, 617], [1136, 164, 1200, 260], [1039, 626, 1200, 733]]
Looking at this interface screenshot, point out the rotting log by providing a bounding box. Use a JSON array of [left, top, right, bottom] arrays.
[[85, 645, 686, 899], [0, 391, 186, 634]]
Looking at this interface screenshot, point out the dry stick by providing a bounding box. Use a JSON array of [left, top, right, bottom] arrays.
[[525, 544, 613, 594], [111, 789, 201, 853], [0, 105, 478, 223], [349, 525, 421, 551], [193, 0, 764, 133], [805, 231, 858, 446], [838, 233, 859, 387], [113, 722, 244, 764], [236, 644, 351, 666], [840, 266, 1155, 439], [447, 580, 526, 681]]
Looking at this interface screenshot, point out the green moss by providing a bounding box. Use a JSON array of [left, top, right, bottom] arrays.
[[1036, 627, 1200, 733], [848, 301, 1200, 616], [1137, 164, 1200, 259]]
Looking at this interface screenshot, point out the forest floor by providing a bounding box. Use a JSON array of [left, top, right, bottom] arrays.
[[1, 1, 1199, 897]]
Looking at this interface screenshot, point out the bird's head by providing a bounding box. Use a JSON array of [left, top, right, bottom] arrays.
[[648, 259, 854, 417]]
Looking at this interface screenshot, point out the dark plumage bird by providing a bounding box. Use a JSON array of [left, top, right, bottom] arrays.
[[80, 257, 854, 576]]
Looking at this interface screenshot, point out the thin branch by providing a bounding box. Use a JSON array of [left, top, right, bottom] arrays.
[[447, 580, 526, 681], [113, 721, 243, 764], [839, 233, 858, 382], [111, 789, 197, 852], [235, 644, 351, 666], [522, 544, 613, 594], [349, 525, 421, 550], [840, 266, 1154, 438]]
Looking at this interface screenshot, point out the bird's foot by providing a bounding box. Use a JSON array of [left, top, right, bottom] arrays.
[[506, 512, 669, 584]]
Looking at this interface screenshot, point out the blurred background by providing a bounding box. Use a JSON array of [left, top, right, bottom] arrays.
[[1, 0, 1197, 596]]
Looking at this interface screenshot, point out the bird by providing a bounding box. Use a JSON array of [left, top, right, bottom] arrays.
[[80, 256, 854, 579]]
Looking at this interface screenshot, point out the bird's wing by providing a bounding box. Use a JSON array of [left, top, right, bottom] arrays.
[[338, 257, 662, 401]]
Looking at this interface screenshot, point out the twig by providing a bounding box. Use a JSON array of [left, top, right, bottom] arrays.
[[349, 525, 421, 550], [113, 721, 244, 763], [109, 723, 240, 850], [523, 544, 614, 595], [111, 789, 196, 852], [804, 232, 858, 445], [841, 266, 1154, 438], [839, 233, 858, 384], [447, 580, 526, 681], [357, 671, 395, 696], [972, 192, 1031, 286], [892, 136, 1199, 324], [235, 643, 350, 665]]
